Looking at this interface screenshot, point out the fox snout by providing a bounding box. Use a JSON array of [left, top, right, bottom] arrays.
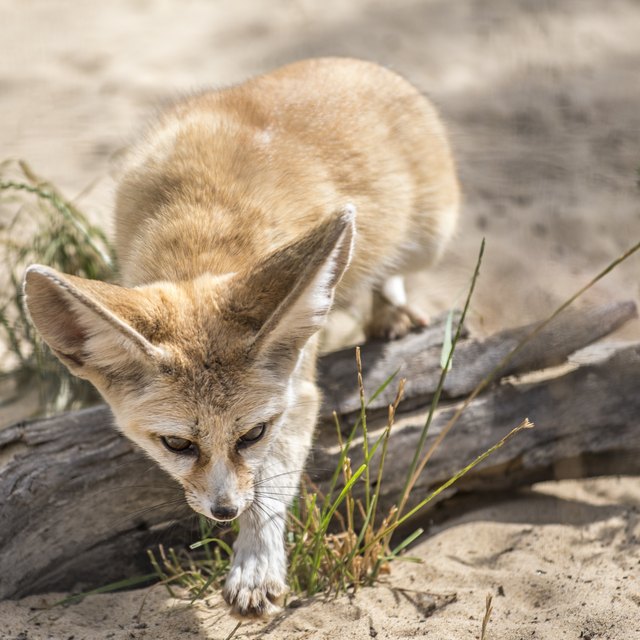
[[185, 457, 255, 523], [188, 482, 252, 523]]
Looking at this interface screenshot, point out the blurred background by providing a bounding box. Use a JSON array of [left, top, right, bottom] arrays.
[[1, 0, 639, 417], [1, 5, 639, 637]]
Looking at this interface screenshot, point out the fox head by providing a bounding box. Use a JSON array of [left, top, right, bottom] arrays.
[[24, 210, 354, 522]]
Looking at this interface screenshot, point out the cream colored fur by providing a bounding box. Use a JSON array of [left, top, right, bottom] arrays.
[[23, 58, 459, 617]]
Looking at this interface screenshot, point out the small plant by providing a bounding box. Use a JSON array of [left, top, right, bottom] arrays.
[[0, 159, 115, 415], [286, 363, 408, 597], [148, 516, 234, 602]]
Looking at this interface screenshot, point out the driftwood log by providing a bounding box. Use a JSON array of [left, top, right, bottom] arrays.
[[0, 301, 638, 599]]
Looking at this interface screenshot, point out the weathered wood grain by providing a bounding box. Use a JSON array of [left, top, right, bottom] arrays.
[[0, 301, 637, 599], [318, 300, 637, 417], [312, 343, 640, 514]]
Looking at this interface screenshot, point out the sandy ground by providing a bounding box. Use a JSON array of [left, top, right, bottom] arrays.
[[2, 477, 639, 640], [1, 0, 640, 638]]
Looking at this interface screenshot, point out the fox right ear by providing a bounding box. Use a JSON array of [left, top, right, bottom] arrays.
[[23, 265, 166, 379], [224, 206, 356, 373]]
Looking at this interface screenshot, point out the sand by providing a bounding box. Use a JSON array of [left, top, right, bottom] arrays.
[[1, 0, 639, 638], [2, 477, 639, 639]]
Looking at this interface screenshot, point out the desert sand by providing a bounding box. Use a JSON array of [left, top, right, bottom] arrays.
[[1, 0, 639, 638], [2, 477, 639, 639]]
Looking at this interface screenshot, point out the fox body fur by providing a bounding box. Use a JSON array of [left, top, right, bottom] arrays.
[[24, 58, 459, 616]]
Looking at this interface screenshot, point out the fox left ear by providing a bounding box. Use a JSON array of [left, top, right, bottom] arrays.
[[226, 206, 356, 371], [23, 266, 166, 380]]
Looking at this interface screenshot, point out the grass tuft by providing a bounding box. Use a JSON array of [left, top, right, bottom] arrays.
[[286, 359, 407, 597], [0, 160, 115, 414], [146, 516, 234, 601]]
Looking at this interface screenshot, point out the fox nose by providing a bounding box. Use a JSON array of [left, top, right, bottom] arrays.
[[210, 504, 238, 522]]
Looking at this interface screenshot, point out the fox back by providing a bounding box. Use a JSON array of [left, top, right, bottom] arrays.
[[24, 57, 459, 616]]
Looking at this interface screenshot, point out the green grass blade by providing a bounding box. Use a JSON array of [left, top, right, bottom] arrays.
[[405, 236, 640, 508], [0, 179, 113, 268], [320, 463, 367, 531], [371, 419, 534, 551], [356, 348, 372, 516], [288, 492, 318, 581], [189, 572, 217, 604], [321, 412, 361, 519], [440, 308, 454, 372], [366, 367, 400, 406], [189, 537, 233, 557], [397, 238, 485, 515], [346, 493, 378, 566], [389, 527, 424, 557], [51, 573, 157, 606]]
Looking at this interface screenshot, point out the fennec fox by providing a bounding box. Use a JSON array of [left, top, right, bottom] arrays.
[[24, 58, 459, 616]]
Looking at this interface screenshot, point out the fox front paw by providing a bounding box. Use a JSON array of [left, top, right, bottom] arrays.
[[223, 558, 288, 618]]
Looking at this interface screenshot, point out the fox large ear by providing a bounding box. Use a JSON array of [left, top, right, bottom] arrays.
[[23, 266, 166, 379], [226, 206, 356, 372]]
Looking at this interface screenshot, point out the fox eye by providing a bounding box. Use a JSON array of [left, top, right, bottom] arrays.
[[237, 423, 267, 448], [161, 435, 196, 454]]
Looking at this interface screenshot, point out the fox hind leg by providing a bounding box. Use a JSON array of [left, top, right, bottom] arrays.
[[365, 275, 429, 341]]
